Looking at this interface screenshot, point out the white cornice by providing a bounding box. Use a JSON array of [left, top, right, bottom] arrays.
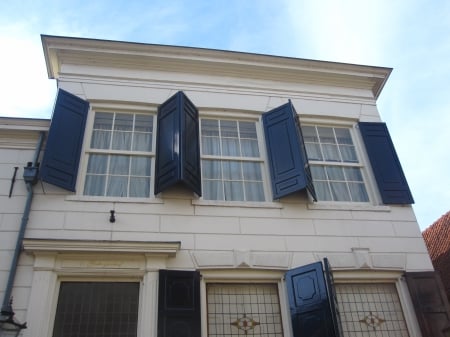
[[23, 238, 181, 257], [41, 35, 392, 99]]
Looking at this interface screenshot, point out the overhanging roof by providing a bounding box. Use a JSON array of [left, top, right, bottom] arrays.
[[41, 35, 392, 99]]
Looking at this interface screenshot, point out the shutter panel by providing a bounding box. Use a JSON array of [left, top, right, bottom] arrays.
[[262, 101, 316, 200], [405, 272, 450, 337], [285, 261, 337, 337], [40, 89, 89, 191], [359, 122, 414, 204], [324, 258, 343, 337], [158, 270, 201, 337], [155, 91, 201, 195]]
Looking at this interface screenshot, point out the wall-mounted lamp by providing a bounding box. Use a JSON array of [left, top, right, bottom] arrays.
[[0, 299, 27, 337], [109, 210, 116, 223]]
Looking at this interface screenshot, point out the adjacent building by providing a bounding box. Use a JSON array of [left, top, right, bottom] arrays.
[[1, 35, 450, 337]]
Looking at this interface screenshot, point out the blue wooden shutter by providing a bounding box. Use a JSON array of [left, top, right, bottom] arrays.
[[359, 122, 414, 204], [154, 91, 201, 195], [324, 258, 343, 337], [262, 101, 316, 200], [158, 270, 201, 337], [40, 89, 89, 191], [285, 261, 338, 337]]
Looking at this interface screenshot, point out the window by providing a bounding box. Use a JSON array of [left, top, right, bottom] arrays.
[[84, 112, 155, 197], [52, 282, 139, 337], [302, 125, 369, 202], [207, 283, 283, 337], [200, 119, 265, 201]]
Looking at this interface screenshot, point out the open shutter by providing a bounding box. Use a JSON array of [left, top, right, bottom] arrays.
[[40, 89, 89, 191], [262, 101, 316, 200], [405, 272, 450, 337], [158, 270, 201, 337], [285, 261, 338, 337], [359, 122, 414, 204], [324, 258, 343, 337], [155, 91, 201, 195]]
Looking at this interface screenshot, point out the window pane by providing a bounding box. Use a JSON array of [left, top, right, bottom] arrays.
[[107, 176, 128, 197], [110, 155, 130, 175], [86, 154, 107, 174], [311, 166, 327, 180], [242, 162, 262, 181], [244, 182, 265, 201], [130, 177, 150, 197], [131, 157, 151, 176], [317, 127, 336, 144], [302, 125, 319, 142], [222, 161, 242, 180], [241, 139, 259, 157], [305, 143, 323, 161], [224, 181, 244, 201], [335, 128, 352, 145], [340, 145, 357, 162], [348, 182, 369, 202], [222, 138, 239, 156], [133, 133, 152, 152], [326, 166, 345, 181], [322, 144, 340, 161], [330, 182, 351, 201], [93, 112, 113, 130], [201, 119, 219, 136], [203, 180, 224, 200], [202, 160, 222, 179], [220, 120, 238, 137], [112, 131, 132, 150], [239, 121, 257, 138], [114, 114, 133, 131], [134, 114, 153, 132], [91, 130, 111, 149], [344, 167, 364, 182], [202, 136, 220, 155], [84, 175, 105, 196], [314, 181, 332, 201]]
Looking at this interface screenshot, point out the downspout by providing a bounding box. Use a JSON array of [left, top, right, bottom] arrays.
[[1, 131, 45, 318]]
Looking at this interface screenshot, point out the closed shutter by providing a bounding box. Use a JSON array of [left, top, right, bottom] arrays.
[[262, 101, 316, 200], [40, 89, 89, 191], [359, 122, 414, 204], [158, 270, 201, 337], [405, 271, 450, 337], [155, 91, 201, 195], [285, 261, 338, 337]]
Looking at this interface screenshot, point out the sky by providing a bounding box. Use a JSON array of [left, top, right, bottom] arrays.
[[1, 0, 449, 230]]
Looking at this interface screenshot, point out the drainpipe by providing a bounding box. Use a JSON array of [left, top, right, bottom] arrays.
[[1, 131, 45, 320]]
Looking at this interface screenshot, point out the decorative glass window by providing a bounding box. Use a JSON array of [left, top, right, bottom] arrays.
[[200, 119, 265, 201], [302, 125, 369, 202], [84, 112, 154, 197], [207, 283, 283, 337], [52, 282, 139, 337]]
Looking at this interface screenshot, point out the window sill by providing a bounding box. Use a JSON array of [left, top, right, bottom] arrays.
[[307, 202, 390, 212], [192, 199, 283, 209], [65, 195, 164, 204]]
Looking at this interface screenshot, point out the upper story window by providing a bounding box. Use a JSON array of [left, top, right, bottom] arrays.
[[200, 119, 266, 201], [302, 125, 369, 202], [83, 112, 155, 198]]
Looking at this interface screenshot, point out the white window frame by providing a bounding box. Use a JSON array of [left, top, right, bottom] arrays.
[[198, 112, 272, 204], [74, 103, 158, 202], [300, 118, 381, 206]]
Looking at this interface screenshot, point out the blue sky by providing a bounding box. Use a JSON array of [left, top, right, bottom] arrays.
[[1, 0, 449, 230]]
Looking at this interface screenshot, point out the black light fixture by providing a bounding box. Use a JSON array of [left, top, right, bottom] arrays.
[[109, 210, 116, 223], [0, 299, 27, 337]]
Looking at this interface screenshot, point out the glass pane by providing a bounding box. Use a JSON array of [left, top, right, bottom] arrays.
[[322, 144, 340, 161], [222, 138, 239, 156], [133, 133, 152, 152], [344, 167, 364, 182], [220, 120, 238, 138], [335, 128, 353, 145], [305, 143, 322, 161], [302, 126, 319, 142], [201, 119, 219, 136], [314, 181, 332, 201], [202, 136, 220, 155], [330, 182, 351, 201], [310, 166, 327, 180], [202, 160, 222, 179], [86, 154, 107, 174], [107, 176, 128, 197], [203, 180, 224, 200], [242, 162, 262, 180], [239, 121, 257, 139], [93, 112, 113, 130], [317, 127, 336, 144], [114, 113, 133, 131], [222, 161, 242, 180], [339, 145, 357, 162], [224, 181, 244, 201], [348, 182, 369, 202], [112, 131, 132, 150], [326, 166, 345, 180], [91, 130, 111, 149], [110, 155, 130, 175], [134, 114, 153, 132], [84, 175, 106, 196], [240, 139, 259, 157], [130, 157, 151, 176], [130, 177, 150, 197], [244, 182, 264, 201]]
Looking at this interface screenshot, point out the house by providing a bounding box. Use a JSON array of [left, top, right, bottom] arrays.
[[1, 34, 450, 337], [423, 211, 450, 302]]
